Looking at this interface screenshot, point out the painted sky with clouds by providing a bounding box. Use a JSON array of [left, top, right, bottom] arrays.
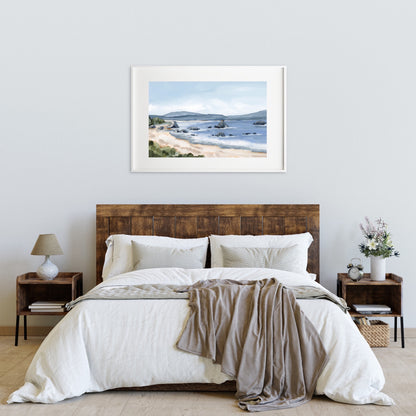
[[149, 81, 266, 116]]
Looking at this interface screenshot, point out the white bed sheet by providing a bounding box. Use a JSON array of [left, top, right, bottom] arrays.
[[8, 268, 393, 405]]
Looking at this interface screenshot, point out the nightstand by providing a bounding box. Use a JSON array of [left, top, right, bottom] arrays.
[[337, 273, 404, 348], [15, 272, 83, 346]]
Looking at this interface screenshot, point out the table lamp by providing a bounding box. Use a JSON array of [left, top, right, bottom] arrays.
[[31, 234, 64, 280]]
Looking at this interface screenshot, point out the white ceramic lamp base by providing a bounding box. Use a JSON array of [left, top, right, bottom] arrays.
[[37, 255, 59, 280]]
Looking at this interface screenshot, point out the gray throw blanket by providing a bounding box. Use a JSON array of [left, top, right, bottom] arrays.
[[176, 278, 329, 411]]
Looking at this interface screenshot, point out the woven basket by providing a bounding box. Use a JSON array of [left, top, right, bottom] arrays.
[[356, 320, 390, 347]]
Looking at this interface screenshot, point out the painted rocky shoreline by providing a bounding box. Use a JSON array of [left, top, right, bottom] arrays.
[[149, 120, 266, 158]]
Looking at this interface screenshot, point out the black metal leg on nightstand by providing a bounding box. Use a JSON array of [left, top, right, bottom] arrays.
[[401, 316, 405, 348], [394, 317, 397, 342], [15, 315, 19, 346], [24, 315, 27, 340]]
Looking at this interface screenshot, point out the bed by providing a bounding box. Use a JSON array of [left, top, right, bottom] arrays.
[[8, 204, 393, 407]]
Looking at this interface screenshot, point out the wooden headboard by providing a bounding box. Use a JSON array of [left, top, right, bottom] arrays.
[[96, 204, 320, 284]]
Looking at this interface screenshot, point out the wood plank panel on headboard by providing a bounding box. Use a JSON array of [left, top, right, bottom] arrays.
[[96, 204, 320, 284]]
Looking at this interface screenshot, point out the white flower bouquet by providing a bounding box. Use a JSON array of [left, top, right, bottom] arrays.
[[359, 217, 400, 258]]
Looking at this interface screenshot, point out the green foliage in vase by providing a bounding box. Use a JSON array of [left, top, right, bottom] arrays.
[[358, 217, 400, 258]]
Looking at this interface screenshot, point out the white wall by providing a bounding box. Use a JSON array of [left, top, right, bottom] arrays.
[[1, 0, 415, 327]]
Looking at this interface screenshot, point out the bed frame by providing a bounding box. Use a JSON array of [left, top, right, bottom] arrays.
[[96, 204, 319, 392]]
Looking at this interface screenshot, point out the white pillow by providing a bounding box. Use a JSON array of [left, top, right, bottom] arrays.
[[221, 245, 306, 274], [209, 233, 313, 273], [102, 235, 209, 279], [132, 241, 207, 270]]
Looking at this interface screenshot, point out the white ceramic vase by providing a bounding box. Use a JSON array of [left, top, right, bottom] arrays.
[[370, 256, 386, 281]]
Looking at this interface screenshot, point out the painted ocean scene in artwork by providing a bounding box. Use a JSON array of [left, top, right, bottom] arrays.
[[148, 81, 267, 158]]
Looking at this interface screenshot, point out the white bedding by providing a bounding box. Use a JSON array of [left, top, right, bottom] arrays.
[[8, 268, 393, 405]]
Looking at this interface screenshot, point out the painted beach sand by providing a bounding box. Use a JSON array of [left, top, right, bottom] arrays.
[[148, 81, 267, 158]]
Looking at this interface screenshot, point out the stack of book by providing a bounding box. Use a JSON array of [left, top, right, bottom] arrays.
[[28, 301, 66, 313], [353, 304, 392, 314]]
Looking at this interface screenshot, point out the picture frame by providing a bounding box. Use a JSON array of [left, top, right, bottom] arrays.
[[131, 66, 286, 172]]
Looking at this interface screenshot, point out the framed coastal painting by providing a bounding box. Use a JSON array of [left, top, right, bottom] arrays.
[[131, 66, 286, 172]]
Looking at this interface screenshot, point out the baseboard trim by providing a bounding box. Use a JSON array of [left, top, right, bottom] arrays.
[[0, 326, 53, 336]]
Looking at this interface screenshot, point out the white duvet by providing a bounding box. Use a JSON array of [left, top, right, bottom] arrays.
[[8, 268, 393, 406]]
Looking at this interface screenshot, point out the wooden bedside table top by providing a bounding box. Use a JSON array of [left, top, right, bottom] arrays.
[[337, 273, 402, 285], [17, 272, 82, 284]]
